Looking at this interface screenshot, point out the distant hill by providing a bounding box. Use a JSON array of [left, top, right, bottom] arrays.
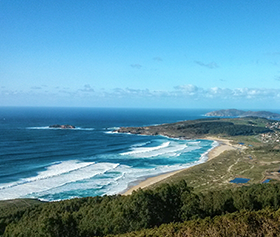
[[116, 117, 272, 139], [205, 109, 280, 119]]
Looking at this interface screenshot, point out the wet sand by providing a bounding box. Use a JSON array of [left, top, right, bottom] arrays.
[[123, 137, 239, 195], [204, 136, 239, 160]]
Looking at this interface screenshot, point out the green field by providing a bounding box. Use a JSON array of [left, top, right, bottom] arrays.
[[150, 143, 280, 193]]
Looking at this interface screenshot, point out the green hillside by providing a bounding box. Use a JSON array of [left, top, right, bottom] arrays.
[[116, 116, 273, 139]]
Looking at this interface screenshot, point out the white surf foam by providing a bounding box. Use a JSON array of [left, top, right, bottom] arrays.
[[105, 161, 202, 195], [104, 131, 118, 134], [120, 141, 197, 158], [0, 160, 95, 190], [121, 141, 170, 156], [0, 161, 119, 200], [0, 140, 216, 201], [27, 126, 50, 129], [197, 140, 219, 163], [187, 141, 201, 145], [75, 127, 95, 131], [105, 127, 120, 130], [131, 141, 151, 148], [108, 141, 218, 195], [27, 127, 95, 131], [74, 141, 214, 198]]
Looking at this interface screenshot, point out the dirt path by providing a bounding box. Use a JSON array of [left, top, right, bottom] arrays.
[[228, 158, 240, 172]]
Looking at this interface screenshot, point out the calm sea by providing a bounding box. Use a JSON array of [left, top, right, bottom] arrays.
[[0, 107, 216, 201]]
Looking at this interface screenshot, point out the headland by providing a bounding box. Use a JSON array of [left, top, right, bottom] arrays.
[[118, 116, 279, 194]]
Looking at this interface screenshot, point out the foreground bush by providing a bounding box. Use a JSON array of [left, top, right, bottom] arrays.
[[111, 208, 280, 237], [2, 182, 280, 236]]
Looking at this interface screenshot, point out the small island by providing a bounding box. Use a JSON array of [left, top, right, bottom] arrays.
[[49, 124, 75, 129]]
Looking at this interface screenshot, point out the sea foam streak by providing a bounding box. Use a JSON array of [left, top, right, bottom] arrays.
[[0, 160, 95, 190], [121, 141, 170, 156], [42, 140, 215, 199], [121, 140, 200, 158], [0, 161, 119, 200], [0, 140, 216, 201], [27, 127, 95, 130], [105, 142, 216, 196]]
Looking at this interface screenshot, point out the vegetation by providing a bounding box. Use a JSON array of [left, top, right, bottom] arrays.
[[2, 181, 280, 236], [2, 117, 280, 236], [112, 208, 280, 237], [116, 117, 273, 138], [177, 121, 271, 136]]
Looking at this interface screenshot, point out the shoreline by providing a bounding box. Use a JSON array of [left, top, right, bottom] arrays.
[[122, 137, 239, 195]]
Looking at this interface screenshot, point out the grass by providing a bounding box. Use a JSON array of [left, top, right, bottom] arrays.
[[149, 139, 280, 194], [226, 117, 269, 127]]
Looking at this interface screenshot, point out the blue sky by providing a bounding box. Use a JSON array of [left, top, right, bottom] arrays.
[[1, 0, 280, 109]]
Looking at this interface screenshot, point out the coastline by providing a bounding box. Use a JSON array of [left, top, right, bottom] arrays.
[[123, 137, 238, 195]]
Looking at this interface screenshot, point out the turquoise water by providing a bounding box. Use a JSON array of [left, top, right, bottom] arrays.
[[0, 107, 216, 201]]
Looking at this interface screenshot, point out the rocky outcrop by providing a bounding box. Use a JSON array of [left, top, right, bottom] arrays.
[[49, 124, 75, 129]]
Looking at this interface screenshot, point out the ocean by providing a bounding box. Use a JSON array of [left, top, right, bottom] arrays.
[[0, 107, 216, 201]]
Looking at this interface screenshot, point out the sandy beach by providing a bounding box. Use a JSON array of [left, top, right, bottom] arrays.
[[123, 137, 239, 195], [203, 136, 240, 160]]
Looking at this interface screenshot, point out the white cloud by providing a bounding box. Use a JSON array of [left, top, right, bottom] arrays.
[[173, 84, 201, 97], [1, 84, 280, 108], [170, 85, 280, 101], [111, 88, 152, 98]]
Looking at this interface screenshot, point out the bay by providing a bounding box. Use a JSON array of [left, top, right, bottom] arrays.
[[0, 107, 215, 201]]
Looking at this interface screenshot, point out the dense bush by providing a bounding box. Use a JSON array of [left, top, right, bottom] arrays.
[[2, 182, 280, 236], [113, 208, 280, 237], [176, 121, 271, 136], [209, 124, 271, 136]]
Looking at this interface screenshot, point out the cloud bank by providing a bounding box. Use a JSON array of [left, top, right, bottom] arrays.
[[1, 84, 280, 108], [101, 85, 280, 101]]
